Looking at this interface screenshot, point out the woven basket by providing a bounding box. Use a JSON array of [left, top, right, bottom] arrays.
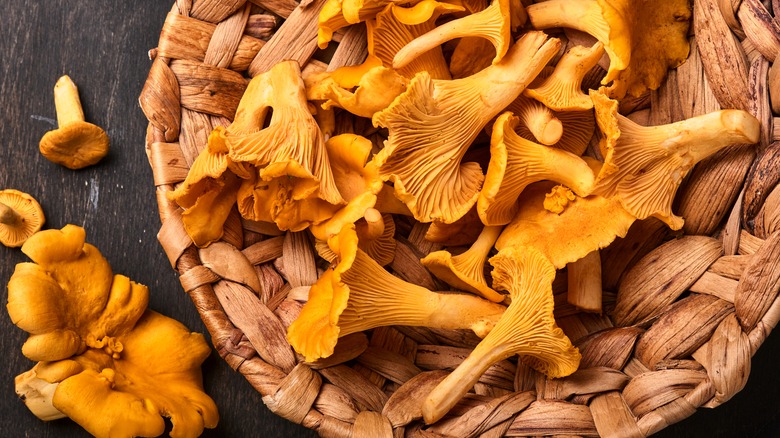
[[139, 0, 780, 436]]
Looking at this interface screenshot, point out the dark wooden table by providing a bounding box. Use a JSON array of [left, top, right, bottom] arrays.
[[0, 1, 779, 437]]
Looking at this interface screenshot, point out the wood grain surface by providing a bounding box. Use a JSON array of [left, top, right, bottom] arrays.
[[0, 1, 778, 437]]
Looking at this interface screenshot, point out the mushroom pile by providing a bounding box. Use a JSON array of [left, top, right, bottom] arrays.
[[169, 0, 761, 425]]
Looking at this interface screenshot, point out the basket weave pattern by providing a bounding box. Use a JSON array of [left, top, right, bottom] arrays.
[[140, 0, 780, 436]]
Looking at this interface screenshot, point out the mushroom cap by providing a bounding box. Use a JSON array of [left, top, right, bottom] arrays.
[[495, 182, 635, 269], [49, 311, 218, 438], [39, 121, 109, 169], [0, 189, 45, 247], [7, 225, 151, 362]]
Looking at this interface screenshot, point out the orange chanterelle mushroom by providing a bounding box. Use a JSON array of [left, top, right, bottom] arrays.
[[287, 224, 506, 362], [39, 76, 110, 169], [526, 0, 691, 98], [7, 225, 218, 438], [422, 246, 581, 423], [0, 189, 45, 248], [372, 31, 561, 224]]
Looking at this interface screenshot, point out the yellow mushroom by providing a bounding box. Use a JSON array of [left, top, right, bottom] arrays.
[[7, 225, 218, 437], [393, 0, 512, 70], [369, 3, 455, 80], [424, 207, 483, 247], [314, 66, 410, 119], [494, 182, 635, 269], [7, 225, 127, 361], [166, 129, 242, 247], [524, 42, 605, 111], [316, 209, 397, 266], [372, 31, 561, 224], [15, 311, 218, 438], [503, 95, 563, 146], [421, 225, 505, 302], [223, 61, 345, 231], [287, 224, 506, 362], [422, 245, 580, 423], [39, 76, 110, 169], [318, 0, 463, 50], [306, 133, 409, 242], [590, 89, 761, 230], [526, 0, 691, 98], [0, 189, 45, 248], [477, 112, 595, 226]]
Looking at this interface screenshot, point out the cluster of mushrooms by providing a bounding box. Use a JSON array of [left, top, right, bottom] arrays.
[[4, 78, 216, 436], [169, 0, 760, 424], [8, 225, 219, 438]]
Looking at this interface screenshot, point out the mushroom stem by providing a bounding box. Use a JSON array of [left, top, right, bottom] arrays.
[[525, 42, 606, 111], [393, 0, 509, 69], [53, 75, 86, 127], [358, 208, 385, 240], [422, 225, 505, 302], [566, 249, 603, 313], [519, 102, 563, 146], [422, 340, 512, 424], [527, 0, 610, 47], [15, 369, 66, 421], [0, 201, 21, 225]]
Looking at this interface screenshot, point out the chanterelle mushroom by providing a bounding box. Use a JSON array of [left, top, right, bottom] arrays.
[[393, 0, 512, 70], [0, 189, 45, 248], [372, 31, 561, 224], [422, 245, 580, 423], [477, 112, 595, 226], [421, 225, 505, 302], [590, 89, 761, 230], [39, 75, 110, 169], [287, 224, 506, 361], [526, 0, 691, 98], [7, 225, 218, 438]]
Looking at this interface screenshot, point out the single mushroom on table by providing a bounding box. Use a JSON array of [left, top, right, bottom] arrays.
[[7, 225, 218, 438], [39, 75, 110, 169], [0, 189, 45, 247]]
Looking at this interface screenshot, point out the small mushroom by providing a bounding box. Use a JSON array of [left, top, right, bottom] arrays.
[[0, 189, 45, 247], [503, 95, 563, 146], [393, 0, 512, 70], [39, 76, 109, 169], [524, 42, 606, 111], [421, 225, 505, 302], [370, 3, 454, 80]]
